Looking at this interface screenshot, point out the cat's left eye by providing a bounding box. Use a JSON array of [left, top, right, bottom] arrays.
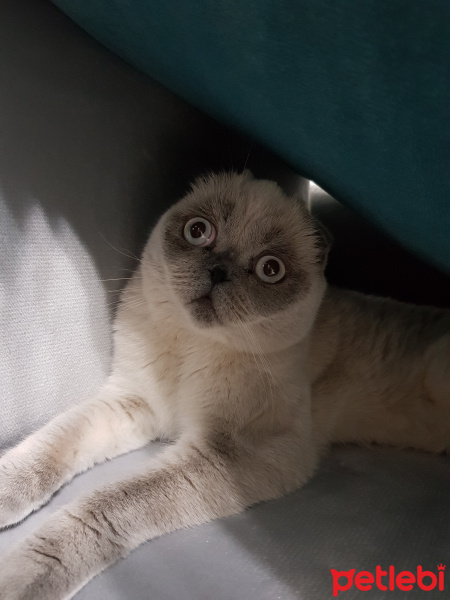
[[255, 255, 286, 283], [183, 217, 216, 247]]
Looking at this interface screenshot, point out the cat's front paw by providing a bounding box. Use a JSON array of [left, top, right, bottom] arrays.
[[0, 470, 38, 529], [0, 509, 111, 599], [0, 543, 65, 600], [0, 453, 57, 528]]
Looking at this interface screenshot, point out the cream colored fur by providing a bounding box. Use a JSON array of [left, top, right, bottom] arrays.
[[0, 172, 449, 599]]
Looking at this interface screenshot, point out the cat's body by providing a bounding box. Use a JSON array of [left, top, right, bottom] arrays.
[[311, 287, 450, 452], [0, 172, 449, 599]]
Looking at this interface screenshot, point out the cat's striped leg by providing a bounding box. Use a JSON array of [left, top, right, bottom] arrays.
[[0, 431, 316, 600]]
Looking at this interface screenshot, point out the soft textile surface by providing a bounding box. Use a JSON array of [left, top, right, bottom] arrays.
[[51, 0, 450, 273]]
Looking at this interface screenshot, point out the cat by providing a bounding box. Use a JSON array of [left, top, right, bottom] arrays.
[[0, 170, 449, 599]]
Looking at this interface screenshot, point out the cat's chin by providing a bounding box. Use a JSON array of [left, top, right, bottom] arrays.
[[188, 295, 221, 327]]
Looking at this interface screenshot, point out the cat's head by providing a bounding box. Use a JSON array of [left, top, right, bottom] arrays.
[[144, 171, 329, 350]]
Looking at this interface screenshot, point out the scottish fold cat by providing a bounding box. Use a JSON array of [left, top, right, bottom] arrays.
[[0, 171, 449, 599]]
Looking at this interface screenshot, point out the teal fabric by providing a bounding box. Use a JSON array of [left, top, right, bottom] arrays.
[[52, 0, 450, 273]]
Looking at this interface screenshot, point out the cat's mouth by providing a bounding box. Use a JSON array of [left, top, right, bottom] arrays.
[[195, 293, 214, 309], [189, 292, 219, 325]]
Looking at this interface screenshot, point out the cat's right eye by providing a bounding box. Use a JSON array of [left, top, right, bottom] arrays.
[[183, 217, 216, 247]]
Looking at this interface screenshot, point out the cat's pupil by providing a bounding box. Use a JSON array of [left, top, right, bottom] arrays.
[[190, 222, 206, 238], [263, 259, 279, 277]]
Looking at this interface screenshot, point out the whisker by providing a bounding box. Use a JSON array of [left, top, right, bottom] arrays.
[[232, 317, 279, 426], [100, 234, 142, 262], [242, 142, 253, 173], [230, 298, 280, 393], [110, 300, 146, 311], [100, 277, 134, 283], [228, 301, 279, 392]]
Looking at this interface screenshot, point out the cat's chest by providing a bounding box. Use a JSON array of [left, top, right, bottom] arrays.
[[142, 331, 224, 398], [143, 332, 262, 430], [120, 320, 225, 414]]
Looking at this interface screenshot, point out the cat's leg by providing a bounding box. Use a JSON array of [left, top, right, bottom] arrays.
[[0, 432, 316, 600], [0, 381, 156, 528]]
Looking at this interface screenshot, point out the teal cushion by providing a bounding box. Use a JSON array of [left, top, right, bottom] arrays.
[[52, 0, 449, 273]]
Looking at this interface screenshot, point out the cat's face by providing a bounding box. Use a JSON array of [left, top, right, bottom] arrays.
[[145, 172, 327, 348]]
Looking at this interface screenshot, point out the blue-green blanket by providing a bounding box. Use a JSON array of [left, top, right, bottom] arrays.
[[53, 0, 450, 272]]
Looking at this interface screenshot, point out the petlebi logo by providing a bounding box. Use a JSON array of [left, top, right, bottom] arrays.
[[330, 564, 445, 597]]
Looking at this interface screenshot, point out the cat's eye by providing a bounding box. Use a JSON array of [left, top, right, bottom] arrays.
[[255, 255, 286, 283], [183, 217, 216, 247]]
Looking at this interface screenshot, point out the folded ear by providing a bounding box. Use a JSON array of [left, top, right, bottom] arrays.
[[292, 191, 332, 269], [313, 218, 333, 269]]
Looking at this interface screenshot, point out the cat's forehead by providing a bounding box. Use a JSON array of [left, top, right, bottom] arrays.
[[174, 172, 312, 247], [184, 192, 286, 228], [185, 172, 289, 215]]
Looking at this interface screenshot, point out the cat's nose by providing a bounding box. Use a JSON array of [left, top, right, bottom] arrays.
[[209, 265, 228, 285]]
